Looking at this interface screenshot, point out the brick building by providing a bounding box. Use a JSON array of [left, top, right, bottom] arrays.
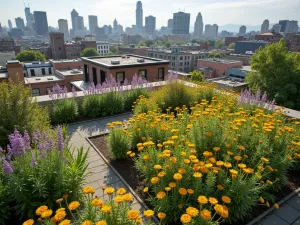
[[81, 55, 169, 85], [255, 32, 283, 43], [285, 33, 300, 52], [50, 33, 66, 59], [225, 36, 246, 46], [0, 38, 20, 54], [119, 46, 148, 56]]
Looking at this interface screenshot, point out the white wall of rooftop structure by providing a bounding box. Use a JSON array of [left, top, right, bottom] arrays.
[[23, 62, 53, 77], [96, 42, 110, 56]]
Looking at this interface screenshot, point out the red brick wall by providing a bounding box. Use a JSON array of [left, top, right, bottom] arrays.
[[52, 61, 83, 70], [197, 60, 243, 78]]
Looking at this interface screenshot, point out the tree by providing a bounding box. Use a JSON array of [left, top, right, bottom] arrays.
[[246, 39, 300, 110], [228, 43, 236, 49], [215, 40, 223, 49], [109, 46, 119, 54], [190, 70, 204, 82], [208, 52, 222, 58], [138, 40, 147, 47], [16, 50, 46, 62], [80, 48, 100, 57]]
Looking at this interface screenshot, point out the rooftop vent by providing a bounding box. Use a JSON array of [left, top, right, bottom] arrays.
[[111, 60, 120, 65], [47, 77, 53, 80], [121, 56, 126, 58], [35, 78, 41, 80], [137, 59, 145, 63], [127, 56, 130, 58], [32, 61, 39, 64]]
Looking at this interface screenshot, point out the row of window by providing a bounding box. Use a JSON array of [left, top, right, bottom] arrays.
[[29, 67, 52, 77], [31, 85, 65, 97], [97, 45, 109, 49], [67, 53, 80, 57], [98, 50, 109, 54], [146, 53, 205, 61]]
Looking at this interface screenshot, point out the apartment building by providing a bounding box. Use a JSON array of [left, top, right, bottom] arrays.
[[96, 42, 110, 55]]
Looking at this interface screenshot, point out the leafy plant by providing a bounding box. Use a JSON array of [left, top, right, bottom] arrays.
[[80, 48, 100, 57], [190, 70, 204, 82], [52, 99, 79, 124], [16, 50, 46, 62], [124, 88, 149, 111]]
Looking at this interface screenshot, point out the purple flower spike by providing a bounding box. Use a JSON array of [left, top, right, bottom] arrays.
[[9, 129, 25, 156], [23, 130, 31, 150], [57, 126, 64, 152], [2, 159, 14, 175]]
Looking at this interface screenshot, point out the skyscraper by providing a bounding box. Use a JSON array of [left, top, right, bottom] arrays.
[[204, 24, 218, 37], [136, 1, 143, 34], [15, 17, 25, 30], [24, 7, 34, 28], [168, 19, 173, 29], [194, 12, 203, 38], [88, 15, 98, 34], [272, 24, 282, 33], [172, 12, 190, 35], [113, 19, 118, 33], [145, 16, 156, 34], [75, 16, 84, 31], [279, 20, 289, 32], [8, 20, 12, 30], [204, 24, 211, 37], [286, 20, 298, 33], [118, 24, 124, 34], [212, 24, 218, 37], [71, 9, 79, 31], [261, 19, 269, 33], [239, 25, 246, 36], [58, 19, 70, 41], [33, 11, 48, 35]]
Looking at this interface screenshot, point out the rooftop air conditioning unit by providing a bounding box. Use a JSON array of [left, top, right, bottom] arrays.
[[137, 59, 145, 63], [35, 78, 41, 80], [47, 77, 53, 80], [111, 60, 120, 65], [127, 56, 130, 58], [122, 56, 126, 58]]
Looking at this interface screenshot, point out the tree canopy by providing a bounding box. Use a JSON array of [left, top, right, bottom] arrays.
[[190, 70, 204, 82], [214, 40, 223, 49], [16, 50, 46, 62], [208, 52, 222, 58], [228, 43, 236, 49], [246, 39, 300, 110], [80, 48, 100, 57]]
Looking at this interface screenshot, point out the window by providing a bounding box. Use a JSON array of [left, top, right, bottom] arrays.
[[31, 89, 40, 97], [116, 72, 125, 84], [30, 69, 35, 76], [46, 87, 52, 94], [92, 67, 97, 85], [41, 68, 46, 75], [138, 69, 147, 80], [48, 68, 52, 74], [180, 62, 183, 66], [158, 68, 164, 81], [180, 56, 183, 60]]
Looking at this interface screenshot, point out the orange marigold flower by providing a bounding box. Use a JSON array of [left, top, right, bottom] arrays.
[[144, 210, 154, 218], [198, 195, 208, 204], [178, 188, 187, 195], [200, 209, 211, 221], [22, 219, 34, 225], [128, 209, 139, 220], [217, 184, 224, 190], [173, 173, 183, 181], [36, 205, 48, 216], [117, 188, 126, 195], [105, 187, 115, 195], [209, 197, 218, 205], [59, 220, 71, 225], [186, 207, 199, 217], [222, 196, 231, 204], [151, 177, 159, 184], [68, 201, 80, 211], [156, 191, 166, 199], [157, 212, 166, 220]]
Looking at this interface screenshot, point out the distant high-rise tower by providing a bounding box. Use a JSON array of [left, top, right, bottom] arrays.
[[204, 24, 218, 37], [33, 11, 48, 35], [172, 12, 190, 35], [204, 24, 211, 37], [15, 17, 25, 30], [58, 19, 70, 41], [0, 23, 2, 32], [88, 15, 98, 34], [8, 20, 13, 30], [118, 24, 124, 34], [239, 25, 246, 36], [145, 16, 156, 34], [279, 20, 289, 32], [286, 20, 298, 33], [194, 12, 204, 38], [75, 16, 84, 30], [212, 24, 218, 37], [71, 9, 79, 31], [272, 24, 282, 33], [261, 19, 269, 33], [113, 19, 118, 33], [24, 7, 34, 28], [136, 1, 143, 34], [168, 19, 173, 29]]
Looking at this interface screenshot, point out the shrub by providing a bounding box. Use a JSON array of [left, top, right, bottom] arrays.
[[0, 79, 50, 147], [82, 94, 103, 118], [52, 99, 79, 124], [190, 70, 204, 82], [0, 175, 10, 225], [1, 127, 88, 221], [102, 92, 124, 116], [133, 95, 158, 115], [24, 185, 155, 225], [108, 122, 131, 159], [124, 88, 149, 111]]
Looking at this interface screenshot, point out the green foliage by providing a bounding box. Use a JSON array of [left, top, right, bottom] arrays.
[[246, 39, 300, 110], [214, 40, 223, 49], [109, 46, 119, 54], [228, 43, 236, 49], [0, 80, 50, 147], [123, 88, 149, 111], [138, 40, 147, 47], [190, 70, 204, 82], [52, 99, 79, 124], [0, 175, 10, 225], [208, 52, 222, 58], [133, 96, 158, 115], [102, 92, 124, 116], [16, 50, 46, 62], [80, 48, 100, 57], [108, 125, 131, 159]]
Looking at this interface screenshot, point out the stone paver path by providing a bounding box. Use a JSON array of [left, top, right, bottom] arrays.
[[67, 113, 147, 216]]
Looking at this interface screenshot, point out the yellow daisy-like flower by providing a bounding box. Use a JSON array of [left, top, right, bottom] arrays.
[[54, 210, 67, 222], [82, 186, 96, 194], [200, 209, 211, 221], [198, 195, 208, 204], [214, 204, 224, 214], [154, 165, 162, 170], [105, 187, 115, 195], [36, 205, 48, 216], [117, 188, 126, 195], [222, 196, 231, 204], [81, 220, 92, 225], [180, 214, 192, 224], [178, 168, 186, 174], [101, 205, 112, 214], [179, 188, 187, 195], [92, 198, 103, 207], [213, 147, 221, 152], [128, 209, 139, 220], [157, 191, 166, 199], [157, 212, 166, 220], [186, 207, 199, 217], [216, 161, 224, 166], [261, 157, 269, 163], [114, 195, 124, 203], [158, 171, 166, 178], [193, 172, 202, 178], [173, 173, 183, 181], [41, 209, 53, 219], [224, 162, 232, 168], [58, 219, 71, 225], [95, 220, 107, 225], [151, 177, 159, 184], [234, 156, 242, 161], [238, 163, 247, 169], [22, 219, 34, 225], [68, 201, 80, 211], [217, 184, 224, 190], [209, 197, 218, 205], [144, 210, 154, 218], [187, 189, 194, 194], [143, 187, 149, 193], [123, 193, 133, 202]]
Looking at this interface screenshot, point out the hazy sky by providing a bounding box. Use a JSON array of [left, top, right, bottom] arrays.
[[1, 0, 300, 30]]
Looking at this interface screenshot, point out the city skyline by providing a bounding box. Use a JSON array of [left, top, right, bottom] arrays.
[[1, 0, 299, 32]]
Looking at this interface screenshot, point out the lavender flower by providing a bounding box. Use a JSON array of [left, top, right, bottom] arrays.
[[9, 129, 26, 156], [0, 146, 2, 154], [31, 152, 37, 166], [2, 159, 14, 175], [32, 130, 41, 144], [6, 145, 12, 161], [167, 71, 179, 82], [23, 130, 31, 150], [57, 126, 64, 152]]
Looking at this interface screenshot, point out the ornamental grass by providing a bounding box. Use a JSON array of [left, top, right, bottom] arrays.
[[108, 91, 300, 224]]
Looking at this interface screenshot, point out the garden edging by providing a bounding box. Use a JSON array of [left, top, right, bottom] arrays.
[[246, 187, 300, 225], [86, 135, 159, 224]]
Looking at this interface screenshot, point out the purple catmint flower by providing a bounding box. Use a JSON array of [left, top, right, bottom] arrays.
[[31, 152, 37, 166], [2, 159, 14, 175], [57, 126, 64, 152], [261, 92, 268, 104], [6, 145, 12, 161], [9, 129, 25, 156], [255, 88, 261, 104], [32, 129, 41, 144], [63, 87, 68, 98], [47, 137, 54, 152], [23, 130, 31, 150], [72, 86, 77, 97]]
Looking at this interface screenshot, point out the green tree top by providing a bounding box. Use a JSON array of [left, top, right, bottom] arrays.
[[215, 40, 223, 49], [208, 52, 222, 58], [228, 43, 236, 49], [16, 50, 46, 62], [80, 48, 100, 57], [246, 39, 300, 110], [190, 70, 204, 82]]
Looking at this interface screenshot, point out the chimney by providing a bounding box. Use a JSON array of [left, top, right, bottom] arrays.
[[6, 60, 24, 83]]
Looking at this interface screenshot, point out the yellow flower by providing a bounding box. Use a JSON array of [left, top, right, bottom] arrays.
[[178, 168, 186, 174], [56, 198, 63, 204], [259, 196, 265, 203], [36, 205, 48, 216], [68, 201, 80, 211], [81, 220, 92, 225], [144, 210, 154, 218], [95, 221, 107, 225], [114, 195, 124, 203], [158, 171, 166, 177], [157, 191, 166, 199], [23, 219, 34, 225], [123, 193, 133, 202], [54, 210, 67, 222], [187, 189, 194, 195], [222, 196, 231, 204], [213, 147, 221, 152], [82, 186, 96, 194], [200, 209, 211, 221], [198, 195, 208, 204], [209, 197, 218, 205], [136, 217, 142, 224], [179, 188, 187, 195], [180, 214, 192, 224], [151, 177, 159, 184], [193, 172, 202, 178], [117, 188, 126, 195], [128, 209, 139, 220], [92, 198, 103, 207], [229, 169, 238, 175], [41, 209, 53, 219], [173, 173, 182, 181], [238, 163, 247, 169], [274, 203, 280, 209], [186, 207, 199, 217], [51, 217, 58, 223], [59, 220, 71, 225], [261, 157, 269, 163], [224, 162, 232, 168], [234, 156, 242, 161], [105, 187, 115, 195], [154, 212, 164, 221], [214, 204, 224, 214], [217, 184, 224, 190], [165, 187, 171, 191], [101, 205, 112, 214], [143, 187, 149, 193], [154, 165, 162, 170], [216, 161, 224, 166], [238, 145, 245, 151]]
